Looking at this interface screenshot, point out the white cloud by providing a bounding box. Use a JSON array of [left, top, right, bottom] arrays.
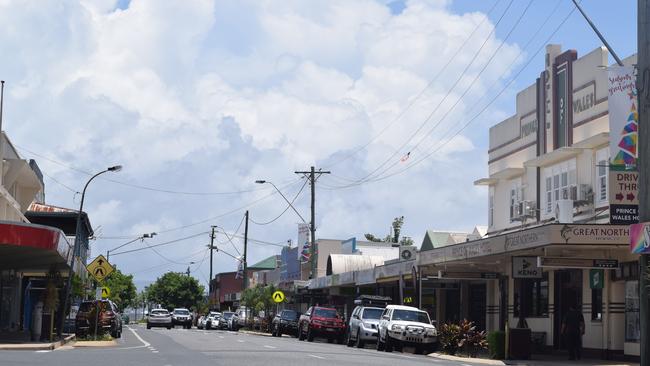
[[0, 0, 519, 287]]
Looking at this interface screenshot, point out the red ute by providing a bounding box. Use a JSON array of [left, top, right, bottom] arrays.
[[297, 306, 346, 344]]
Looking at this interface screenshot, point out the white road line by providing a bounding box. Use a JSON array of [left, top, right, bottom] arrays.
[[308, 354, 325, 359], [152, 350, 159, 353], [218, 336, 224, 339], [35, 350, 51, 353], [127, 326, 150, 348], [263, 345, 276, 349], [237, 339, 245, 343]]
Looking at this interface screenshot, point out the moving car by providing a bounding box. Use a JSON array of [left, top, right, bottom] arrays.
[[75, 299, 123, 338], [271, 309, 300, 337], [147, 308, 173, 329], [298, 306, 345, 343], [376, 305, 438, 354], [205, 311, 222, 330], [172, 308, 193, 329], [346, 305, 384, 348]]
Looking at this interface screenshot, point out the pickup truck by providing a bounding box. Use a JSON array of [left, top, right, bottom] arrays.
[[297, 306, 346, 344]]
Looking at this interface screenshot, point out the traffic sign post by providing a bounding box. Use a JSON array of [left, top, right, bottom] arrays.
[[272, 290, 285, 303], [86, 254, 114, 282]]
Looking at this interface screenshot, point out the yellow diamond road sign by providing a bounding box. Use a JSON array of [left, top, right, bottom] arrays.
[[86, 254, 114, 282], [101, 287, 110, 299], [272, 290, 285, 303]]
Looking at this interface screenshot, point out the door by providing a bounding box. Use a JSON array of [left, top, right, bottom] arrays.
[[553, 269, 583, 349], [444, 289, 461, 323], [469, 283, 487, 331]]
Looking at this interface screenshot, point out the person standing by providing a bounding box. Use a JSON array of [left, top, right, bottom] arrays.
[[561, 301, 585, 360]]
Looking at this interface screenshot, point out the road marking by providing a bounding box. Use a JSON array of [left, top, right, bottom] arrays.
[[263, 345, 276, 349], [237, 339, 245, 343], [35, 350, 51, 353], [128, 326, 151, 347], [308, 355, 325, 359], [152, 350, 159, 353], [218, 336, 224, 339]]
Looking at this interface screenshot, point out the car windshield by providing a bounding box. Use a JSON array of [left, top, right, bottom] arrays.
[[151, 310, 169, 315], [362, 308, 383, 320], [281, 310, 298, 320], [210, 312, 221, 317], [313, 308, 337, 318], [223, 312, 234, 319], [174, 309, 190, 315], [391, 309, 430, 324]]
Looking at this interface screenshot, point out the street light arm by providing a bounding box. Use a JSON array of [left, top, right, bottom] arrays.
[[267, 181, 308, 224]]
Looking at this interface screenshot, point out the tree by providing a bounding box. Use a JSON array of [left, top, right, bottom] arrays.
[[103, 269, 137, 311], [365, 216, 410, 244], [145, 272, 204, 310]]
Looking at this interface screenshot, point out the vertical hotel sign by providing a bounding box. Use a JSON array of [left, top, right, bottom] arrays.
[[608, 66, 639, 225]]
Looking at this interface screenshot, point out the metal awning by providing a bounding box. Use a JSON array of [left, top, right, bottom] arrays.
[[0, 221, 72, 270]]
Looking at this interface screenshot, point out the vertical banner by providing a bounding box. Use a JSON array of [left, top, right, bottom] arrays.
[[608, 66, 638, 168], [608, 66, 639, 225], [297, 223, 310, 262], [630, 222, 650, 254]]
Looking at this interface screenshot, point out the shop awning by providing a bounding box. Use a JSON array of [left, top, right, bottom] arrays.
[[0, 221, 72, 270]]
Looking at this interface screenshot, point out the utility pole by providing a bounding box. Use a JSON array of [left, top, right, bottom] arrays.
[[242, 210, 249, 290], [209, 226, 216, 296], [295, 166, 331, 279], [638, 0, 650, 363], [186, 266, 191, 276]]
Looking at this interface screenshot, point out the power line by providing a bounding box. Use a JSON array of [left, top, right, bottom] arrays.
[[214, 228, 287, 248], [15, 143, 297, 196], [127, 247, 208, 275], [249, 178, 309, 225], [330, 0, 517, 186], [321, 0, 504, 170], [109, 231, 209, 256], [344, 2, 578, 185]]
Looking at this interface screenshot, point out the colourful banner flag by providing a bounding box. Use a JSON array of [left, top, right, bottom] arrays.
[[608, 66, 638, 169], [630, 222, 650, 254]]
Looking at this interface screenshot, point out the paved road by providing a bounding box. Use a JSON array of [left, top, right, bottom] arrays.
[[0, 325, 483, 366]]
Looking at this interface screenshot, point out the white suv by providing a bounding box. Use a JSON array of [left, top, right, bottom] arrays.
[[377, 305, 438, 354]]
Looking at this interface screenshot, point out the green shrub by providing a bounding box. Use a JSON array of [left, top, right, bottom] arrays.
[[487, 331, 506, 359], [439, 323, 463, 355]]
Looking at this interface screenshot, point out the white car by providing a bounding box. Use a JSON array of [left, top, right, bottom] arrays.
[[346, 305, 384, 348], [205, 311, 222, 330], [197, 315, 207, 329], [376, 305, 438, 354]]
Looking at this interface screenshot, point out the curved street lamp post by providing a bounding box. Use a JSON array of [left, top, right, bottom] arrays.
[[57, 165, 122, 337]]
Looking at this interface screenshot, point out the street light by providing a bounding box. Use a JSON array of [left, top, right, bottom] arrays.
[[58, 165, 122, 337], [255, 180, 307, 223], [106, 232, 157, 262]]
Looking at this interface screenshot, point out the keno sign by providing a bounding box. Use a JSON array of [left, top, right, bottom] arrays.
[[512, 256, 542, 278]]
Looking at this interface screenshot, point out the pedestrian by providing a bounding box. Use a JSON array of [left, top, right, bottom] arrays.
[[561, 301, 585, 360]]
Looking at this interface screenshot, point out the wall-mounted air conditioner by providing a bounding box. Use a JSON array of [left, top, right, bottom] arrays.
[[399, 246, 416, 261]]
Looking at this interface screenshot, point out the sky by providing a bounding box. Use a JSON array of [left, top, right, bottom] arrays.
[[0, 0, 638, 290]]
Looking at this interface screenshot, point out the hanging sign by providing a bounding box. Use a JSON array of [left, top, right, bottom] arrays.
[[538, 257, 618, 269], [512, 256, 542, 278], [589, 270, 604, 289], [630, 222, 650, 254]]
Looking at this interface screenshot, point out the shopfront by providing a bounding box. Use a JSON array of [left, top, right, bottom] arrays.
[[418, 223, 639, 358]]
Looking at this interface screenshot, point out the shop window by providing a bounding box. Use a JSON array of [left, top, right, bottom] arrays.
[[513, 272, 549, 317], [591, 288, 602, 321]]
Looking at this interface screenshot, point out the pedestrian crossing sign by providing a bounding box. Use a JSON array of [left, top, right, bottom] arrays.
[[272, 290, 285, 303]]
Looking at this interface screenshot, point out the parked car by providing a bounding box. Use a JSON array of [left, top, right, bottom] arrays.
[[232, 307, 250, 331], [197, 315, 207, 329], [376, 305, 438, 354], [147, 308, 173, 329], [346, 305, 384, 348], [271, 309, 300, 337], [228, 312, 239, 330], [298, 306, 346, 343], [217, 312, 235, 330], [205, 311, 222, 330], [172, 308, 193, 329], [75, 300, 123, 338]]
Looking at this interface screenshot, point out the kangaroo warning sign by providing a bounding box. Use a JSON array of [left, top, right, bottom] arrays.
[[86, 254, 114, 282]]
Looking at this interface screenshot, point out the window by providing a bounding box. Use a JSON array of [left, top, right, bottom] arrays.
[[513, 272, 549, 317], [543, 160, 576, 215], [489, 188, 495, 227], [596, 148, 609, 203], [509, 179, 522, 221], [591, 288, 603, 321], [625, 281, 640, 342]]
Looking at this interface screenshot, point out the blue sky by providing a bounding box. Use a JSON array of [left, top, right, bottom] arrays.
[[0, 0, 638, 289]]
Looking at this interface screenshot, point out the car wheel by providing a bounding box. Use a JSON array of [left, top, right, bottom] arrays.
[[346, 330, 353, 347], [147, 324, 151, 329], [327, 337, 333, 343], [414, 346, 423, 355], [277, 328, 282, 337], [337, 335, 344, 345], [306, 327, 314, 342], [355, 329, 364, 348], [298, 326, 305, 341], [384, 335, 393, 352], [167, 326, 172, 330]]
